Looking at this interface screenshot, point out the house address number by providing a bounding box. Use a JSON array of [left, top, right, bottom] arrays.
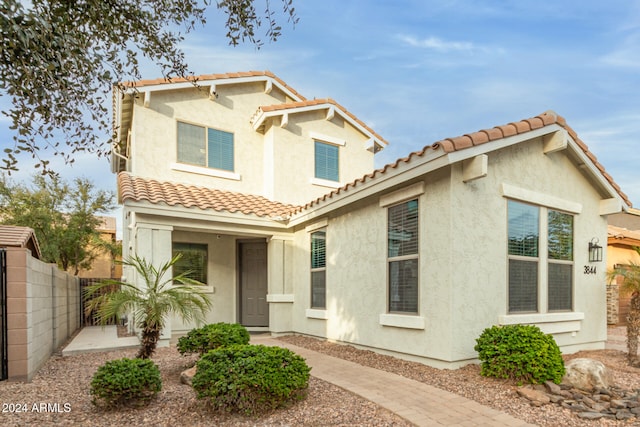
[[584, 265, 597, 275]]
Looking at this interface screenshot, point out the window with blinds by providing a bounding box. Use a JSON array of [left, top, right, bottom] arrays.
[[314, 141, 339, 182], [547, 210, 573, 311], [388, 199, 419, 313], [172, 243, 208, 284], [177, 121, 234, 171], [310, 230, 326, 309], [507, 200, 574, 314]]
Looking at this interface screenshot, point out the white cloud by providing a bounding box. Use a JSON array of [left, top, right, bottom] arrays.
[[397, 34, 504, 55]]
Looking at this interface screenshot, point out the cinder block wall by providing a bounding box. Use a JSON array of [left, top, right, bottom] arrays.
[[5, 247, 80, 381]]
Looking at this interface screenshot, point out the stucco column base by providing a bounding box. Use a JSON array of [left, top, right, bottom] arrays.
[[267, 294, 294, 333]]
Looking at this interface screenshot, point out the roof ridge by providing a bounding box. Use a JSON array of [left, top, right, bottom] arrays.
[[118, 70, 307, 102]]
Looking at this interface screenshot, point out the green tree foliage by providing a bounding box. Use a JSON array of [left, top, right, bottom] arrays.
[[84, 254, 213, 359], [607, 248, 640, 366], [0, 174, 116, 274], [0, 0, 298, 174]]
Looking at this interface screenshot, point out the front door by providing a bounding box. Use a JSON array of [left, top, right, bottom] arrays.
[[239, 241, 269, 327]]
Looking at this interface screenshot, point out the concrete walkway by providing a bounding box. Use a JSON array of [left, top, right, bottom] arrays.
[[61, 325, 139, 356]]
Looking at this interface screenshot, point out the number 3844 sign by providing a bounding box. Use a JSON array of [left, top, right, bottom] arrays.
[[584, 265, 597, 275]]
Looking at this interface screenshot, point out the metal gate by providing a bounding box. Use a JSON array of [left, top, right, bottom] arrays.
[[0, 249, 8, 380], [80, 278, 119, 326]]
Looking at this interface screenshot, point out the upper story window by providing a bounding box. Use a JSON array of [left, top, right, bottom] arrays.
[[172, 242, 208, 285], [507, 200, 573, 314], [314, 141, 339, 182], [310, 230, 327, 309], [177, 121, 234, 172], [388, 199, 419, 314]]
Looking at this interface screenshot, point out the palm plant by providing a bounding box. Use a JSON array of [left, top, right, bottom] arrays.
[[84, 254, 213, 359], [607, 247, 640, 366]]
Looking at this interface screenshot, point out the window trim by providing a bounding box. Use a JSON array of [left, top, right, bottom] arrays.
[[176, 120, 236, 173], [171, 242, 213, 293], [387, 198, 420, 315], [507, 199, 574, 315], [310, 229, 327, 310], [314, 140, 340, 182]]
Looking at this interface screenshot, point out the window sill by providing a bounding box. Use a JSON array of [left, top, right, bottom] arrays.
[[310, 177, 341, 189], [171, 162, 241, 181], [498, 312, 585, 334], [379, 313, 425, 330], [306, 309, 328, 320]]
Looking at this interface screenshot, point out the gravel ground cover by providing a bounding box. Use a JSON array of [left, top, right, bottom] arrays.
[[278, 335, 640, 427], [0, 345, 409, 427], [0, 333, 638, 427]]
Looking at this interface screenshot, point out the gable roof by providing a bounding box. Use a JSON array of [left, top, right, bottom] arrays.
[[118, 172, 299, 219], [118, 111, 631, 222], [0, 225, 42, 259], [608, 225, 640, 247], [291, 110, 631, 216], [250, 98, 388, 151], [121, 70, 307, 102]]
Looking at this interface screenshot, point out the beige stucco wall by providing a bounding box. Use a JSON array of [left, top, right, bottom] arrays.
[[128, 83, 375, 206], [288, 137, 611, 367]]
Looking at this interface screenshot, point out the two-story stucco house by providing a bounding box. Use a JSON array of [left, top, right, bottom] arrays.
[[111, 70, 631, 368]]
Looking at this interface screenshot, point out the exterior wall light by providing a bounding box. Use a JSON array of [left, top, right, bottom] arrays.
[[588, 238, 603, 263]]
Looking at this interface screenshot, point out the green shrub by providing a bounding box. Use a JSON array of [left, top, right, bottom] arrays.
[[192, 344, 311, 414], [474, 324, 565, 384], [177, 322, 250, 356], [90, 358, 162, 407]]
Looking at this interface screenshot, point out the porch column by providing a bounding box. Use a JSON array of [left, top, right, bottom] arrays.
[[266, 238, 294, 334], [132, 222, 174, 346]]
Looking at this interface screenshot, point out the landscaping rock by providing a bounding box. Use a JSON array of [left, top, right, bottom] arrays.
[[180, 366, 197, 386], [517, 387, 550, 406], [517, 379, 640, 421], [563, 358, 614, 392]]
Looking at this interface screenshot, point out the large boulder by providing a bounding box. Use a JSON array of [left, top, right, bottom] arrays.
[[562, 358, 614, 392]]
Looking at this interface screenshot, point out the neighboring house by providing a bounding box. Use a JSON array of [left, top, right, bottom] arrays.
[[607, 208, 640, 325], [111, 71, 631, 368], [76, 216, 122, 280]]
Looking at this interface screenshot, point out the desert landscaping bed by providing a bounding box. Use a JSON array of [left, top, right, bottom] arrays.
[[0, 336, 638, 427]]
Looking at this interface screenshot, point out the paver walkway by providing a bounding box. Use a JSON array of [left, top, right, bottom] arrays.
[[251, 335, 535, 427]]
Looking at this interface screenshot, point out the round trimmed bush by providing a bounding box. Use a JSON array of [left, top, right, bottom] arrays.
[[474, 324, 565, 384], [177, 322, 250, 356], [90, 357, 162, 407], [192, 344, 311, 414]]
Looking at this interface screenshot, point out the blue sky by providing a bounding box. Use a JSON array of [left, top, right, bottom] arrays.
[[2, 0, 640, 229]]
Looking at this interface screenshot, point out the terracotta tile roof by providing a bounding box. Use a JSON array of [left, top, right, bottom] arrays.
[[255, 98, 389, 146], [122, 70, 307, 102], [293, 110, 631, 214], [0, 225, 42, 259], [608, 225, 640, 243], [118, 172, 299, 219]]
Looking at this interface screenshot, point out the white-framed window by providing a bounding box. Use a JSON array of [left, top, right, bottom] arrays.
[[310, 230, 326, 309], [172, 242, 208, 284], [388, 199, 419, 314], [177, 121, 234, 171], [314, 141, 339, 182], [508, 200, 573, 314]]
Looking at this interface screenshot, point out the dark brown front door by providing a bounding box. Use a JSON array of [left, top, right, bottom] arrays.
[[239, 241, 269, 327]]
